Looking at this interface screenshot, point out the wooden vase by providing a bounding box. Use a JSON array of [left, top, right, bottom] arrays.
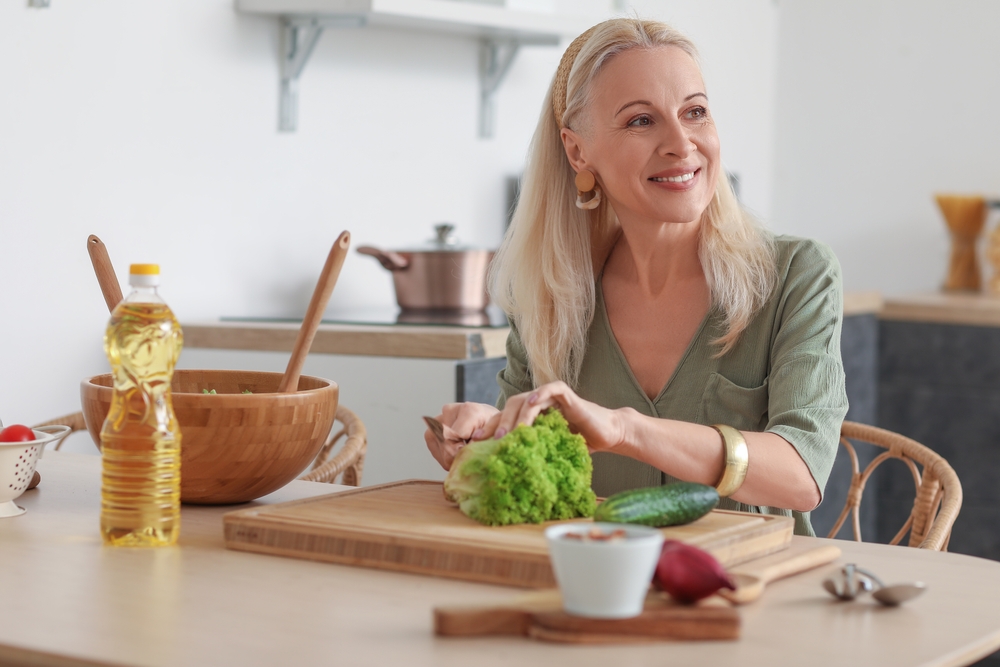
[[988, 223, 1000, 296], [935, 194, 987, 292]]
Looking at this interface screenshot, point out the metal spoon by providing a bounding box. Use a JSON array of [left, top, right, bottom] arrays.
[[823, 563, 877, 600], [872, 581, 927, 606], [823, 563, 927, 606]]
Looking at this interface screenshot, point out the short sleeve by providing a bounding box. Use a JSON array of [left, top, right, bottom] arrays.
[[764, 240, 849, 501], [496, 319, 533, 409]]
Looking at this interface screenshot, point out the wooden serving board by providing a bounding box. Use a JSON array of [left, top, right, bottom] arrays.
[[434, 589, 739, 643], [223, 480, 793, 588]]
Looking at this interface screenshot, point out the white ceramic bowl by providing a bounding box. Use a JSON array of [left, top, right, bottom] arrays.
[[0, 425, 71, 518], [545, 521, 665, 619]]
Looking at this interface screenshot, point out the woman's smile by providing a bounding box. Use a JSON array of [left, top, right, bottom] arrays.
[[649, 167, 701, 189]]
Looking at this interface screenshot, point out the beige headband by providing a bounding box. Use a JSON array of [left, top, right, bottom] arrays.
[[551, 24, 601, 129]]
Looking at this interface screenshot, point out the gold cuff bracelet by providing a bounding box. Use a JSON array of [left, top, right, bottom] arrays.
[[711, 424, 749, 498]]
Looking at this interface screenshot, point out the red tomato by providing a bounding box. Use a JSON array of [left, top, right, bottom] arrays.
[[0, 424, 35, 443]]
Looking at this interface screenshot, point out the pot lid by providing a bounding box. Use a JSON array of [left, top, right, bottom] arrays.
[[395, 224, 488, 252], [431, 223, 459, 248]]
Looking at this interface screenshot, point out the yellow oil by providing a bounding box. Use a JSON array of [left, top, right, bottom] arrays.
[[100, 301, 183, 547]]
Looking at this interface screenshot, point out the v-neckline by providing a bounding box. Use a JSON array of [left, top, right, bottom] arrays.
[[596, 274, 712, 409]]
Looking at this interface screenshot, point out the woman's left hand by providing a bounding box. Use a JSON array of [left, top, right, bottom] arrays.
[[478, 381, 627, 452]]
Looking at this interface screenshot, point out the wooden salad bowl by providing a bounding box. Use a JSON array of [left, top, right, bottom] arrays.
[[80, 369, 339, 505]]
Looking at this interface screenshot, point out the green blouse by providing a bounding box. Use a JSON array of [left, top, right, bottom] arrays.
[[496, 235, 849, 536]]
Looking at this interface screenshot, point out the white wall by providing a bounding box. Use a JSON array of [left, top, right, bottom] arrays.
[[772, 0, 1000, 295], [0, 1, 779, 469]]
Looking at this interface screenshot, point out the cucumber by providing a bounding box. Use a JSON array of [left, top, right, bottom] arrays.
[[593, 482, 719, 527]]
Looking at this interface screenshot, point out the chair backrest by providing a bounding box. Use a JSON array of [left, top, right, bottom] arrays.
[[34, 407, 368, 485], [32, 412, 89, 450], [827, 421, 962, 550], [300, 405, 367, 486]]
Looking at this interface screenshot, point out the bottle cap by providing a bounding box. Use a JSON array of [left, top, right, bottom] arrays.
[[129, 263, 160, 287], [130, 264, 160, 275]]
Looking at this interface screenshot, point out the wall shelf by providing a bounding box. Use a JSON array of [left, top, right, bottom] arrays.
[[235, 0, 597, 135]]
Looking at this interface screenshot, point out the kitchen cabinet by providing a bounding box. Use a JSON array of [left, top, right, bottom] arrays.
[[809, 292, 1000, 564], [875, 293, 1000, 561]]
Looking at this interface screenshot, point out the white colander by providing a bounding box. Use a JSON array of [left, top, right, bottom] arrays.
[[0, 425, 71, 518]]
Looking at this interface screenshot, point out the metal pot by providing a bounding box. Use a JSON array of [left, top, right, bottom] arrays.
[[357, 224, 495, 311]]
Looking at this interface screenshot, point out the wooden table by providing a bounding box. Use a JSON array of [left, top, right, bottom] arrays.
[[3, 453, 1000, 667]]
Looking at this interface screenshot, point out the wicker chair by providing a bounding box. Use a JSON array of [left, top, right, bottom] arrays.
[[32, 412, 88, 450], [827, 421, 962, 551], [299, 405, 367, 487], [33, 405, 367, 487]]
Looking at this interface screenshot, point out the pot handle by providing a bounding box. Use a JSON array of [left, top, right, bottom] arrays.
[[357, 246, 410, 271]]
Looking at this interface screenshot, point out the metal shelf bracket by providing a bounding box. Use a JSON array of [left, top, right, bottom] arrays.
[[478, 38, 520, 139], [276, 17, 538, 138], [280, 15, 366, 132]]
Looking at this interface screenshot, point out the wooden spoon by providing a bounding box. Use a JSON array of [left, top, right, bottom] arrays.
[[278, 231, 352, 393], [718, 544, 842, 605], [87, 235, 124, 312], [86, 231, 352, 393]]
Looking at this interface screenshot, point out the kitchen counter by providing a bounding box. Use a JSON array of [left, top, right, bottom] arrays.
[[843, 290, 883, 316], [4, 452, 1000, 667], [881, 291, 1000, 327], [182, 292, 883, 362], [183, 319, 510, 360]]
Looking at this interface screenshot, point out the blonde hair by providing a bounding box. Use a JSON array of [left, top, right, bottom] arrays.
[[490, 18, 776, 388]]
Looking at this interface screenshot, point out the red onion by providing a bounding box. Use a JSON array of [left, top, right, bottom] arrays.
[[653, 540, 736, 604]]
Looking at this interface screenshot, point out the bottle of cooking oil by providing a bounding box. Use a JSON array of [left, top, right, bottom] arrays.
[[100, 264, 183, 547]]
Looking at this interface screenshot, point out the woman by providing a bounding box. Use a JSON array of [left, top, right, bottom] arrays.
[[424, 18, 848, 537]]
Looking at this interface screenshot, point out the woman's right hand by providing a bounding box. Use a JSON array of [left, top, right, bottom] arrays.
[[424, 402, 500, 470]]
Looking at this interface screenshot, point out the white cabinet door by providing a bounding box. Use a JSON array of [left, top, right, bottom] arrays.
[[179, 349, 455, 486]]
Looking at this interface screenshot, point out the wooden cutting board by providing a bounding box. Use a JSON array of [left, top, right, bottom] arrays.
[[223, 480, 793, 588], [434, 589, 739, 643]]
